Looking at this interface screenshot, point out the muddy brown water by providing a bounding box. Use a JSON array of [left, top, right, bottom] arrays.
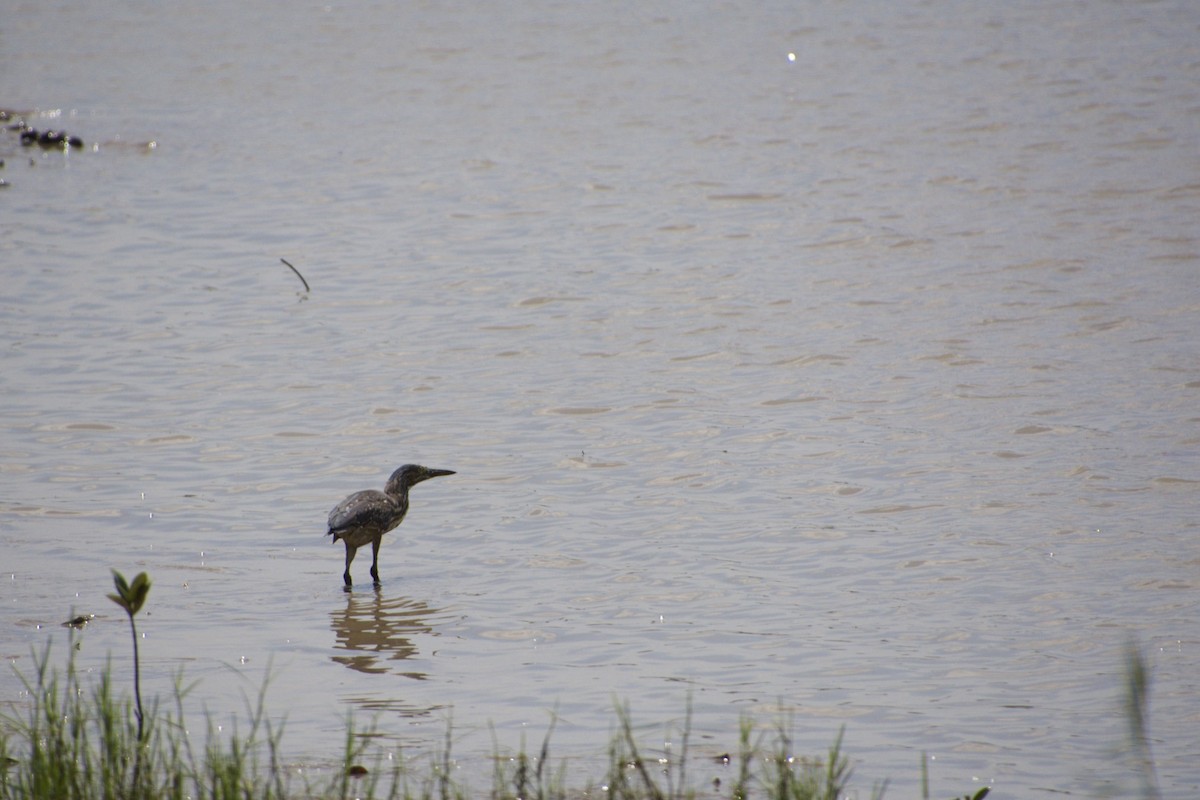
[[3, 2, 1198, 795]]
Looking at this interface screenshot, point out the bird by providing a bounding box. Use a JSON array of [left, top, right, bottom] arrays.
[[326, 464, 455, 588]]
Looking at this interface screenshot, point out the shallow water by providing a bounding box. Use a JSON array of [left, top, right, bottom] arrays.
[[3, 1, 1199, 796]]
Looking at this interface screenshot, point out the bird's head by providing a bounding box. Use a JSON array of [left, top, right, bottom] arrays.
[[385, 464, 456, 495]]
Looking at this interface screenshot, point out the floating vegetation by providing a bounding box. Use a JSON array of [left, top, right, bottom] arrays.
[[1, 109, 84, 149], [18, 128, 84, 149]]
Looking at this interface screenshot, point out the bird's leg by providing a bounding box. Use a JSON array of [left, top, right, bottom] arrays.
[[343, 542, 357, 588], [370, 537, 382, 586]]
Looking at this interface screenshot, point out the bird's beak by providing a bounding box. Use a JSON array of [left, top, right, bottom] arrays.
[[424, 468, 455, 480]]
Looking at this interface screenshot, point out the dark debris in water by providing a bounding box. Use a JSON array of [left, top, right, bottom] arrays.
[[19, 128, 84, 149], [1, 107, 156, 190], [3, 109, 84, 149]]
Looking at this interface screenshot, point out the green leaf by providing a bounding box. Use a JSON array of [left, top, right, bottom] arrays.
[[128, 572, 151, 614], [108, 569, 152, 617], [106, 592, 130, 614]]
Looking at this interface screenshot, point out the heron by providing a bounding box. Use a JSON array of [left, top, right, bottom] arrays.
[[326, 464, 455, 588]]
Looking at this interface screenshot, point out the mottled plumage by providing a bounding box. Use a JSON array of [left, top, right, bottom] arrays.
[[327, 464, 455, 588]]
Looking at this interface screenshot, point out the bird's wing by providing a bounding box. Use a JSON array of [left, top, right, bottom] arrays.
[[327, 489, 393, 534]]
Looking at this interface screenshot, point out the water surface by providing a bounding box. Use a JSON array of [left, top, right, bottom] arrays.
[[2, 1, 1198, 796]]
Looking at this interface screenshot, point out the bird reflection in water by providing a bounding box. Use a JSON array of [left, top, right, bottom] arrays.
[[330, 588, 440, 677]]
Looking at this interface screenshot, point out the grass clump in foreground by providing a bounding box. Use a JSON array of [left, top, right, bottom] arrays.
[[0, 637, 986, 800], [0, 636, 406, 800], [0, 637, 295, 800], [6, 569, 1158, 799]]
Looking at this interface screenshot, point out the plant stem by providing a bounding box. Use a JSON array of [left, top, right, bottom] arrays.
[[130, 615, 145, 742]]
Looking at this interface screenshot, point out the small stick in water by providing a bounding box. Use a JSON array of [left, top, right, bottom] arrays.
[[280, 258, 311, 293]]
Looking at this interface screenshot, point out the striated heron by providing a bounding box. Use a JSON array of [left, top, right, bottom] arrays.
[[326, 464, 455, 588]]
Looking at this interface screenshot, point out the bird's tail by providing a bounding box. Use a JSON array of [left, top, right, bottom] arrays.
[[327, 528, 339, 542]]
